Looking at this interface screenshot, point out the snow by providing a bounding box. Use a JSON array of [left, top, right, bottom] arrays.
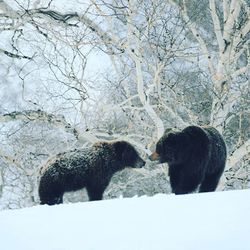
[[0, 189, 249, 250]]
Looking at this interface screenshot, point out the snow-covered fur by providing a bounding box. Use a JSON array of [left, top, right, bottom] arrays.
[[38, 141, 145, 205]]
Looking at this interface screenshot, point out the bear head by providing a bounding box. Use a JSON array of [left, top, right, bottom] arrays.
[[149, 129, 185, 164], [113, 141, 146, 168]]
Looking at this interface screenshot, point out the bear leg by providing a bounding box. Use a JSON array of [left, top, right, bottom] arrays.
[[199, 171, 223, 192], [174, 174, 201, 195], [86, 185, 105, 201], [169, 165, 181, 193], [39, 180, 64, 205], [40, 194, 63, 205]]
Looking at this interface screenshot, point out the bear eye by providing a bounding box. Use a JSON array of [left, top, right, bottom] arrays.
[[167, 132, 175, 138]]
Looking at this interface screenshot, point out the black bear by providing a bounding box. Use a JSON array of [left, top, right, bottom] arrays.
[[39, 141, 145, 205], [149, 126, 227, 194]]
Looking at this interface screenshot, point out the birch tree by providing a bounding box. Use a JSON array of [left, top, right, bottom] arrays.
[[170, 0, 249, 127], [0, 0, 249, 208], [167, 0, 249, 188], [74, 0, 249, 189]]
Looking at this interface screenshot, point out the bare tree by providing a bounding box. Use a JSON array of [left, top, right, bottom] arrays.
[[167, 0, 250, 187], [82, 0, 249, 189], [0, 0, 249, 209]]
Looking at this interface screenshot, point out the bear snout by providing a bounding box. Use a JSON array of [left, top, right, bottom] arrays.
[[134, 159, 146, 168], [149, 151, 160, 161]]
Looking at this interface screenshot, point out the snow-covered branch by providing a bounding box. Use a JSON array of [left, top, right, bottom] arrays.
[[209, 0, 224, 54], [125, 0, 165, 139], [227, 139, 250, 170], [0, 110, 77, 136], [179, 0, 215, 77], [0, 0, 248, 208], [0, 110, 100, 143]]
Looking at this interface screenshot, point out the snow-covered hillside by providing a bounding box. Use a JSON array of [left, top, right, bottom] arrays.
[[0, 189, 249, 250]]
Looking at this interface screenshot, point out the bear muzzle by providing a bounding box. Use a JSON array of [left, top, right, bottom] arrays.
[[134, 159, 146, 168], [149, 151, 160, 161]]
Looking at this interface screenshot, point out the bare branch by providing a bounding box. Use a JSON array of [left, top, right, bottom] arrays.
[[209, 0, 224, 54], [0, 48, 32, 60], [227, 139, 250, 170], [0, 110, 78, 137]]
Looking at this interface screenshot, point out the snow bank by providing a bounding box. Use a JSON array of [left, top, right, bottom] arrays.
[[0, 189, 249, 250]]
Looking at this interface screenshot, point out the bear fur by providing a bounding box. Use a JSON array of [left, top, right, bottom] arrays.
[[38, 141, 145, 205], [149, 126, 227, 194]]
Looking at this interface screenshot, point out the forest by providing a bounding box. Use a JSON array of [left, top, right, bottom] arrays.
[[0, 0, 249, 209]]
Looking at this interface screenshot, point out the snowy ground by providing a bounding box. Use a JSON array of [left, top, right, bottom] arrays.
[[0, 189, 249, 250]]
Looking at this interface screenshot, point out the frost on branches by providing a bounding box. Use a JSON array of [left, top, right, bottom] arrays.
[[0, 0, 249, 209]]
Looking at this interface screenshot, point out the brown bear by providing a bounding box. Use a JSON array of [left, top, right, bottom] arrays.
[[149, 126, 227, 194], [39, 141, 145, 205]]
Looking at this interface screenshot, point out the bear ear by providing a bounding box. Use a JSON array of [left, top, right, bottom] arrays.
[[114, 141, 126, 158]]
